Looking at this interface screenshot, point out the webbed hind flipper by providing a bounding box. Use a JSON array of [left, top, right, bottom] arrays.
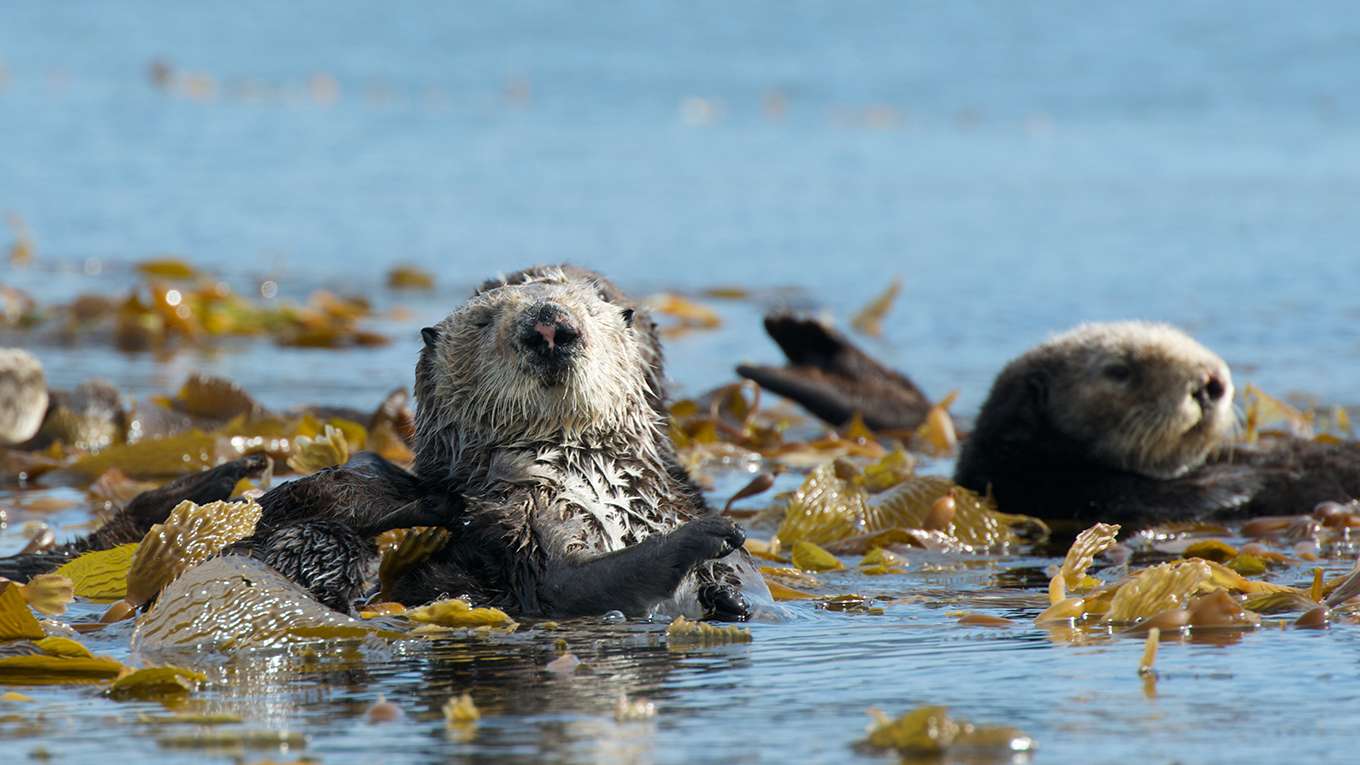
[[737, 314, 930, 432]]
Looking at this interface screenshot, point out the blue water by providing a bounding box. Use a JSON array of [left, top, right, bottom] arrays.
[[2, 3, 1360, 763]]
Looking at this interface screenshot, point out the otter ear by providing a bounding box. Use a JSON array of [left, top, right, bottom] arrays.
[[421, 326, 440, 349]]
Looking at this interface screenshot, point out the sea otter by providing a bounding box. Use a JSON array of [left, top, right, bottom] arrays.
[[740, 316, 1360, 528], [227, 264, 759, 618], [389, 264, 759, 619]]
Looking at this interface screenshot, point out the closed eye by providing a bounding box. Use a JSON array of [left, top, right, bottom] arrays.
[[1102, 363, 1132, 382]]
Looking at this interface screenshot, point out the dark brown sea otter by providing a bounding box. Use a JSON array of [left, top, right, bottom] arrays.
[[740, 317, 1360, 528]]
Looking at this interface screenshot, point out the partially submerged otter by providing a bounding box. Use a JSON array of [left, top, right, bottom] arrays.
[[392, 265, 759, 618], [741, 316, 1360, 527]]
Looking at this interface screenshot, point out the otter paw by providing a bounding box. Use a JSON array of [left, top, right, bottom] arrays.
[[699, 583, 751, 622], [687, 517, 746, 560]]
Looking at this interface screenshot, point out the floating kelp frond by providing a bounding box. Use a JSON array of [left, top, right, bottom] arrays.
[[16, 574, 74, 617], [0, 582, 46, 640], [666, 615, 751, 646], [111, 499, 263, 618], [407, 599, 513, 629], [70, 430, 225, 479], [643, 293, 722, 337], [849, 277, 900, 338], [53, 543, 139, 602], [131, 556, 387, 653], [163, 373, 262, 421], [0, 637, 126, 685], [777, 459, 1040, 550], [108, 666, 206, 700], [790, 540, 844, 572], [1183, 539, 1238, 564], [1059, 523, 1121, 591], [862, 705, 1034, 757], [386, 265, 435, 290], [911, 390, 958, 456], [443, 692, 480, 725], [286, 424, 350, 474], [1105, 561, 1212, 624]]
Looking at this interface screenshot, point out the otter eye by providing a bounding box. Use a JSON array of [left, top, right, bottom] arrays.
[[621, 307, 635, 327], [1103, 363, 1132, 382]]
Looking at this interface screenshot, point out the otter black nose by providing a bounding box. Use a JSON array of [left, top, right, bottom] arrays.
[[521, 304, 580, 355], [1194, 371, 1228, 407]]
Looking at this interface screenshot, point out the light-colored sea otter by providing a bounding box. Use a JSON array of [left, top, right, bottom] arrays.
[[393, 265, 762, 619], [741, 317, 1360, 527]]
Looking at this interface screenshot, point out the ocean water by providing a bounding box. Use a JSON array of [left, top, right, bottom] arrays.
[[2, 3, 1359, 763]]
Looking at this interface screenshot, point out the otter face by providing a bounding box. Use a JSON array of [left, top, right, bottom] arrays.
[[416, 267, 656, 444], [1037, 322, 1234, 478]]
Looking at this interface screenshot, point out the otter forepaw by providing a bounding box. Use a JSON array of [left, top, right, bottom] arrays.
[[679, 517, 746, 562], [698, 583, 751, 622]]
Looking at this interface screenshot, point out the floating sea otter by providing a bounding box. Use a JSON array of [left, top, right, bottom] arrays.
[[741, 317, 1360, 527]]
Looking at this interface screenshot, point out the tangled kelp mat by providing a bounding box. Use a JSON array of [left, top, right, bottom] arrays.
[[4, 290, 1360, 762]]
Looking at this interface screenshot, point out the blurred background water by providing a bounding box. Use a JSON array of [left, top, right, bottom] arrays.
[[2, 3, 1359, 764]]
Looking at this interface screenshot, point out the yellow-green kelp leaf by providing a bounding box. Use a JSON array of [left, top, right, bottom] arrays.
[[0, 582, 46, 640], [70, 430, 225, 479], [778, 462, 1038, 550], [379, 526, 451, 602], [286, 423, 350, 474], [0, 639, 126, 685], [123, 499, 262, 608], [131, 556, 387, 653], [19, 574, 75, 616], [407, 599, 513, 628], [1105, 561, 1212, 624], [53, 543, 139, 602], [108, 666, 207, 700], [790, 540, 844, 572], [863, 706, 1034, 756], [665, 615, 752, 647], [1058, 523, 1121, 591]]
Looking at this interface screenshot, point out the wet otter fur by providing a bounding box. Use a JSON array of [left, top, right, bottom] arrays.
[[736, 314, 931, 432], [956, 322, 1360, 527], [954, 322, 1248, 526], [394, 264, 756, 618]]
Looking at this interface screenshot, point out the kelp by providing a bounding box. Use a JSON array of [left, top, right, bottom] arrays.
[[54, 544, 140, 602], [776, 459, 1040, 550], [862, 706, 1034, 756], [0, 582, 46, 640], [286, 424, 350, 474], [443, 692, 481, 725], [15, 574, 75, 617], [790, 540, 844, 572], [1058, 523, 1121, 591], [666, 616, 752, 646], [0, 637, 126, 685], [849, 278, 901, 337], [379, 527, 451, 602], [106, 499, 263, 619], [131, 556, 389, 653], [407, 599, 513, 629], [108, 666, 207, 700]]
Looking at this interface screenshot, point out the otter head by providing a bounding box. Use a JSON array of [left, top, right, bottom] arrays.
[[960, 322, 1234, 485], [414, 266, 660, 479]]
